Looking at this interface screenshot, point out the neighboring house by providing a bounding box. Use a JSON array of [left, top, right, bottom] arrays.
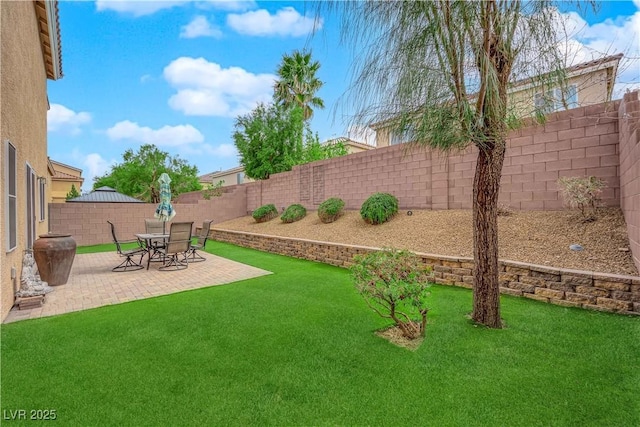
[[374, 54, 623, 147], [1, 0, 63, 320], [199, 165, 251, 189], [323, 137, 376, 154], [66, 186, 143, 203], [200, 137, 375, 188], [49, 158, 84, 203]]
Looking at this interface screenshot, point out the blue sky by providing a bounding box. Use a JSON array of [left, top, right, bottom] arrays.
[[47, 1, 640, 191]]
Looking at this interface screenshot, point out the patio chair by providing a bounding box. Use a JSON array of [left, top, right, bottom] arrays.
[[158, 221, 193, 271], [107, 221, 146, 272], [184, 220, 213, 263], [144, 219, 167, 263]]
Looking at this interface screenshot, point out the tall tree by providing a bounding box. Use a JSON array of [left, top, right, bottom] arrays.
[[330, 1, 593, 328], [274, 50, 325, 121], [234, 102, 348, 180], [93, 144, 201, 203], [234, 103, 305, 180]]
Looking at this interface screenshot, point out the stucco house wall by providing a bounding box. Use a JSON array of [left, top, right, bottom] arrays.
[[509, 69, 612, 118], [1, 1, 61, 321], [200, 167, 253, 188], [50, 159, 83, 203]]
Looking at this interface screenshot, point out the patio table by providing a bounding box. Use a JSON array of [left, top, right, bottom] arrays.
[[135, 233, 169, 270]]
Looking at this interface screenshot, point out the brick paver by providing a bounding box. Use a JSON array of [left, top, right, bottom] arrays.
[[4, 251, 271, 323]]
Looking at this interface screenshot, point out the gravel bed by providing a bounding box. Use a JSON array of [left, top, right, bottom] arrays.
[[214, 208, 638, 276]]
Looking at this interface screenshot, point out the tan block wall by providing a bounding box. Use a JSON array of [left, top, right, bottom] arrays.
[[0, 1, 50, 321], [211, 229, 640, 315], [48, 186, 247, 246], [242, 102, 621, 213], [619, 91, 640, 273]]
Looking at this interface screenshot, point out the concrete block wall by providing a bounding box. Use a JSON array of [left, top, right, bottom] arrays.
[[619, 91, 640, 273], [244, 101, 621, 213], [211, 229, 640, 315], [497, 102, 620, 210], [49, 186, 247, 246]]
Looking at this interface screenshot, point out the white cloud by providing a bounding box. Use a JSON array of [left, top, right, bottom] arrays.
[[208, 143, 237, 157], [106, 120, 205, 147], [83, 153, 115, 190], [227, 7, 322, 37], [555, 8, 640, 97], [95, 0, 188, 17], [96, 0, 256, 16], [180, 16, 223, 39], [48, 104, 92, 135], [163, 56, 275, 117], [140, 74, 152, 83]]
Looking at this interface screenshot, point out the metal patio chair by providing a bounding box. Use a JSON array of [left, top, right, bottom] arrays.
[[158, 221, 193, 271], [107, 221, 146, 272], [184, 220, 213, 263], [144, 218, 167, 263]]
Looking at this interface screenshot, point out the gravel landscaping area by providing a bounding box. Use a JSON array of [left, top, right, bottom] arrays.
[[214, 207, 638, 276]]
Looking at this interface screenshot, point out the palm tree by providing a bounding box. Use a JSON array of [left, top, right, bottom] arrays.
[[274, 50, 325, 121]]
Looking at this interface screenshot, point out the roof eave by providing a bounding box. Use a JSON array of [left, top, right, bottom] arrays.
[[36, 1, 63, 80], [46, 0, 62, 80]]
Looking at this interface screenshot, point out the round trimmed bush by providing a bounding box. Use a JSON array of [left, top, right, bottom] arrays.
[[318, 197, 345, 223], [360, 193, 398, 225], [252, 204, 278, 223], [281, 204, 307, 223]]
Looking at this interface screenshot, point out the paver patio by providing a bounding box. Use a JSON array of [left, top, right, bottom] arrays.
[[4, 251, 272, 323]]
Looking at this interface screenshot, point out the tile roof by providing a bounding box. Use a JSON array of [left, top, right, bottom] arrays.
[[52, 170, 80, 180]]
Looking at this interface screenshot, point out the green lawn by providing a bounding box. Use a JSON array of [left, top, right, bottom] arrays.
[[1, 241, 639, 426]]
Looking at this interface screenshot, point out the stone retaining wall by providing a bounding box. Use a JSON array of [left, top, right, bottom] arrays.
[[211, 229, 640, 316]]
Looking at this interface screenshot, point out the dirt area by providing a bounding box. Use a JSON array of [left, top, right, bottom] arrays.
[[214, 207, 638, 276], [376, 326, 424, 351]]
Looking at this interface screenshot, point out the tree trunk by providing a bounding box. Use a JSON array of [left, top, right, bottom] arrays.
[[471, 142, 505, 328]]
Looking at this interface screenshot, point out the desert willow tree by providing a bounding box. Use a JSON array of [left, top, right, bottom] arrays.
[[327, 1, 594, 328]]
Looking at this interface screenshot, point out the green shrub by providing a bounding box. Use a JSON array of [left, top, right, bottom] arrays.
[[351, 248, 433, 340], [557, 176, 606, 221], [318, 197, 345, 223], [281, 204, 307, 223], [360, 193, 398, 225], [252, 204, 278, 223]]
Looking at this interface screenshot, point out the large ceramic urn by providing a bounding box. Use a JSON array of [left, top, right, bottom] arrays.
[[32, 233, 76, 286]]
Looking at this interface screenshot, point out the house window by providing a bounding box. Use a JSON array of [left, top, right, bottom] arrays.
[[26, 164, 36, 249], [39, 177, 46, 221], [390, 126, 415, 145], [534, 84, 578, 114], [237, 172, 244, 185], [5, 141, 17, 251]]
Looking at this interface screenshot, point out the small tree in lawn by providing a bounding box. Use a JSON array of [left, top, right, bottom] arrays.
[[351, 248, 433, 340]]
